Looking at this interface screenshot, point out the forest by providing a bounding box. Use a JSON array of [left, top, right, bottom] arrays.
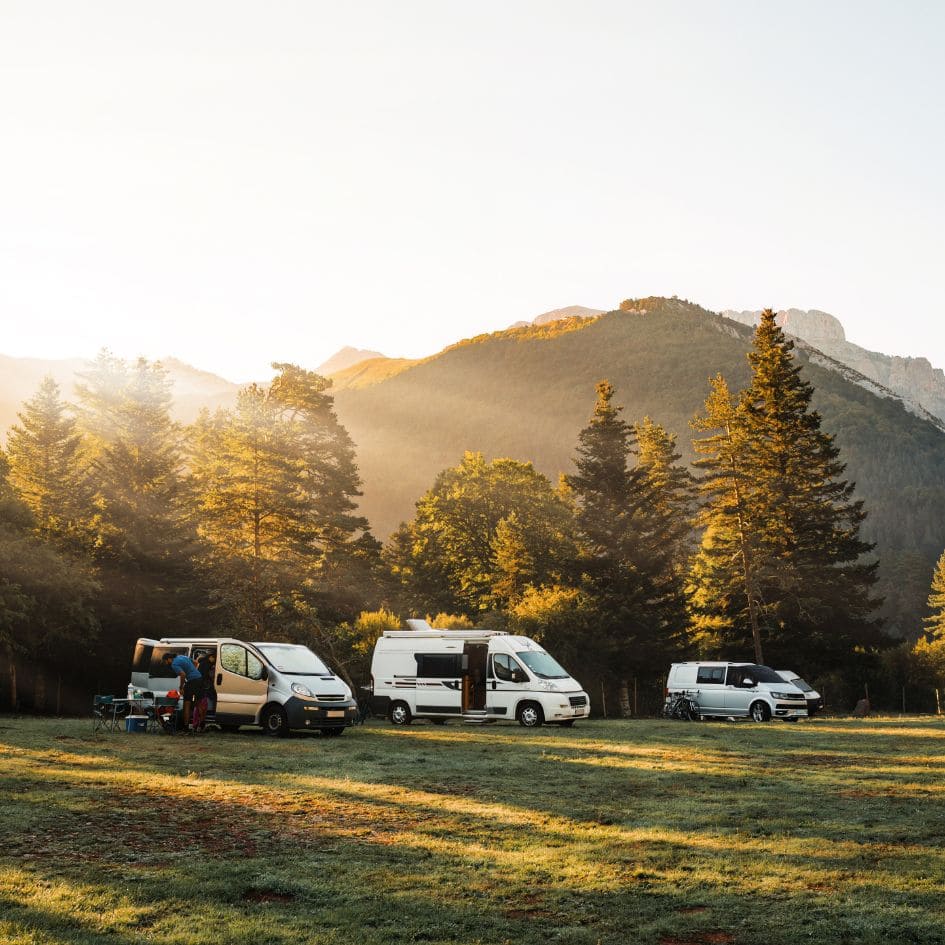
[[2, 312, 945, 716]]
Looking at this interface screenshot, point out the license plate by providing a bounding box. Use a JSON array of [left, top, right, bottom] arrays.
[[326, 710, 344, 718]]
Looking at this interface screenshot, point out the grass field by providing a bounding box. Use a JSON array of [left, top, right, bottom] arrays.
[[2, 715, 945, 945]]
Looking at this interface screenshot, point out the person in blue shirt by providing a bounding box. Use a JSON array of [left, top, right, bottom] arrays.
[[161, 652, 204, 732]]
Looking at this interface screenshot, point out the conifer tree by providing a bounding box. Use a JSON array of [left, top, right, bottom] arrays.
[[689, 311, 881, 671], [689, 375, 766, 662], [924, 549, 945, 640], [6, 376, 91, 549], [566, 383, 689, 713], [75, 352, 203, 652]]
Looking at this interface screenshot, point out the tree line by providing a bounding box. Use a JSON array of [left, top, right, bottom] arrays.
[[2, 313, 943, 714]]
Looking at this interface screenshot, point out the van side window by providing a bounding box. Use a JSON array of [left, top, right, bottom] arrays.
[[221, 643, 265, 681], [696, 666, 725, 684], [415, 654, 462, 678], [493, 654, 524, 682], [725, 667, 748, 686], [150, 646, 187, 678]]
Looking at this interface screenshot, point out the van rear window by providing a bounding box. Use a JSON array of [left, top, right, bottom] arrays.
[[149, 646, 187, 678]]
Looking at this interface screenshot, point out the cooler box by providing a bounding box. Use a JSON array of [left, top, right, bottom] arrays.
[[125, 715, 148, 733]]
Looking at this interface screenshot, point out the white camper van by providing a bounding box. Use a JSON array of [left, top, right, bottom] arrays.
[[370, 620, 590, 727], [131, 637, 359, 736], [666, 661, 808, 722]]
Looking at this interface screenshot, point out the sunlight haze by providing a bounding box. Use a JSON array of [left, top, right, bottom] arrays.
[[1, 1, 942, 381]]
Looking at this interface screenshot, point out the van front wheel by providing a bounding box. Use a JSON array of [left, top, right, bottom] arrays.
[[262, 705, 289, 737], [750, 701, 771, 723], [517, 702, 544, 728], [389, 701, 412, 726]]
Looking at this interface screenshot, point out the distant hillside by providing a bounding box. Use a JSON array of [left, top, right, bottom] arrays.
[[725, 308, 945, 425], [531, 304, 605, 326], [332, 298, 945, 638], [0, 354, 239, 434], [316, 346, 387, 376]]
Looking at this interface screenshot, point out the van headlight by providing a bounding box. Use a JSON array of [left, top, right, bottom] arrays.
[[771, 691, 800, 700], [291, 683, 314, 698]]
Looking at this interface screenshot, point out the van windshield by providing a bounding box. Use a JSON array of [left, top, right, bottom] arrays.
[[789, 677, 814, 693], [516, 650, 570, 679], [749, 665, 784, 683], [256, 645, 331, 676]]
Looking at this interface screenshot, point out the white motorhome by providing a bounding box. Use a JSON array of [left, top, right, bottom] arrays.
[[666, 661, 808, 722], [370, 620, 590, 727], [131, 637, 359, 736]]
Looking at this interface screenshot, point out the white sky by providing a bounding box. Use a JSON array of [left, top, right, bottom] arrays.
[[1, 1, 942, 382]]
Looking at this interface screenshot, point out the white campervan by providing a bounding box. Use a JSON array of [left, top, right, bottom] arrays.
[[666, 661, 808, 722], [370, 620, 590, 727], [131, 637, 359, 736]]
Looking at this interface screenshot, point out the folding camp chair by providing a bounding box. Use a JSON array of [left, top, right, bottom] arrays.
[[92, 695, 121, 734]]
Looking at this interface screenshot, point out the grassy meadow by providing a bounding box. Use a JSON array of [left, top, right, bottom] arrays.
[[2, 715, 945, 945]]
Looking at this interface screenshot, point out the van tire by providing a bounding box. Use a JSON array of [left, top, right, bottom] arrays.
[[517, 702, 544, 728], [389, 701, 412, 726], [262, 705, 289, 737], [749, 701, 771, 723]]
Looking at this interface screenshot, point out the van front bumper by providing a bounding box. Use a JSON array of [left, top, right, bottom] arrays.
[[285, 697, 359, 730], [546, 691, 590, 721], [774, 702, 808, 718]]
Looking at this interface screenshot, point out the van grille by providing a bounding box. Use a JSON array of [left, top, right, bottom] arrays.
[[317, 694, 344, 702], [569, 695, 587, 707]]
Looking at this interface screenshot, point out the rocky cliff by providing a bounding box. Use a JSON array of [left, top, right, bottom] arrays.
[[722, 308, 945, 425]]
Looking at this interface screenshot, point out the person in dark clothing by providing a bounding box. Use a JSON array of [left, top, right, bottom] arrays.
[[161, 652, 203, 731], [194, 651, 218, 729]]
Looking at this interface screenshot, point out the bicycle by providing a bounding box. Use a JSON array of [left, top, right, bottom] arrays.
[[663, 692, 699, 721]]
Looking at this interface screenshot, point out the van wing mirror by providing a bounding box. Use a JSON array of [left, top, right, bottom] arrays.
[[742, 677, 754, 687]]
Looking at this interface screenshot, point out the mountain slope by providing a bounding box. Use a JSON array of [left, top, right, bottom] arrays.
[[333, 298, 945, 637], [724, 308, 945, 425]]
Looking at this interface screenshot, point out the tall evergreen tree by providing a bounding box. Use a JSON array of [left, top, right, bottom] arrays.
[[689, 311, 882, 671], [566, 382, 689, 713], [689, 375, 766, 662], [924, 549, 945, 640], [6, 376, 92, 549], [75, 352, 204, 657]]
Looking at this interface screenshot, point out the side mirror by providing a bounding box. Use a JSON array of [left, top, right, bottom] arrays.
[[742, 677, 754, 687], [512, 671, 527, 683]]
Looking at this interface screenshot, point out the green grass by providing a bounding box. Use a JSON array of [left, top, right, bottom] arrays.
[[2, 716, 945, 945]]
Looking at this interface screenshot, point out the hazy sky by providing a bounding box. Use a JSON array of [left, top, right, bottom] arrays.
[[1, 1, 942, 381]]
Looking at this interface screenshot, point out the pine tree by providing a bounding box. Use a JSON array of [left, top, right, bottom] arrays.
[[75, 353, 204, 657], [689, 375, 766, 662], [689, 311, 881, 671], [6, 376, 92, 550], [924, 549, 945, 640], [566, 383, 688, 713]]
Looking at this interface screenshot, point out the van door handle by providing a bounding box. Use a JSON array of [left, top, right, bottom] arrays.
[[491, 680, 496, 690], [216, 673, 222, 686]]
